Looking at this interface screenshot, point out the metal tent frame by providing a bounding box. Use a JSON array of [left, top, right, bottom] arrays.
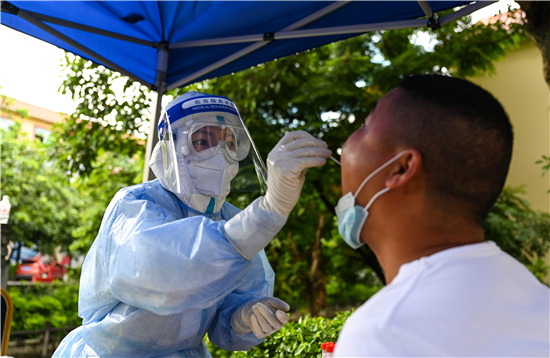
[[1, 0, 495, 181]]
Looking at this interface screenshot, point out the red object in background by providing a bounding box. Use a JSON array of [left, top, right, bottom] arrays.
[[15, 253, 69, 283], [322, 342, 336, 354]]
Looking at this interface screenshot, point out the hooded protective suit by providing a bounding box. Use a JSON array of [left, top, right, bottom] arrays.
[[53, 93, 277, 357], [53, 91, 331, 358]]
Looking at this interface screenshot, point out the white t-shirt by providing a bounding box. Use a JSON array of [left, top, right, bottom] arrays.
[[335, 241, 550, 357]]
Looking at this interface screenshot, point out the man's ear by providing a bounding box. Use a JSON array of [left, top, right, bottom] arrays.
[[385, 149, 421, 189]]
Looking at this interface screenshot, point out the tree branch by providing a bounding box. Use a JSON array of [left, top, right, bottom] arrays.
[[520, 2, 550, 88]]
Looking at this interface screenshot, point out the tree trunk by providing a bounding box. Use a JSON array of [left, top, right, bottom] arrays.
[[520, 2, 550, 88], [309, 215, 326, 316], [288, 230, 314, 314], [287, 230, 313, 313]]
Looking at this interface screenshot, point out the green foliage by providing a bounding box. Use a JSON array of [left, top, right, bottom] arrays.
[[14, 108, 29, 119], [42, 54, 148, 255], [52, 53, 150, 177], [537, 154, 550, 176], [51, 9, 542, 313], [536, 154, 550, 192], [484, 187, 550, 283], [205, 311, 351, 358], [0, 89, 15, 112], [374, 9, 528, 82], [8, 282, 81, 332], [178, 10, 528, 311], [0, 123, 84, 253], [527, 258, 550, 285], [69, 150, 144, 254]]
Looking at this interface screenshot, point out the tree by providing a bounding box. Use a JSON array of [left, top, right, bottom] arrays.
[[0, 121, 84, 288], [175, 8, 530, 313], [53, 53, 150, 178], [46, 56, 148, 254], [67, 150, 144, 254], [484, 187, 550, 283], [50, 7, 548, 314], [519, 2, 550, 88]]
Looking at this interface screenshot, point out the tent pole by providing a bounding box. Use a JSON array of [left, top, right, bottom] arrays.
[[143, 44, 169, 183], [168, 42, 269, 91], [172, 34, 266, 48], [20, 9, 157, 47], [440, 1, 496, 27], [171, 1, 494, 50], [273, 1, 495, 39], [171, 19, 423, 50], [267, 19, 425, 39], [417, 1, 440, 30], [6, 3, 151, 88], [417, 1, 435, 19], [167, 1, 351, 90]]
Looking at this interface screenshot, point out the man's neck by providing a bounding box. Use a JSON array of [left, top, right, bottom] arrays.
[[371, 221, 485, 284]]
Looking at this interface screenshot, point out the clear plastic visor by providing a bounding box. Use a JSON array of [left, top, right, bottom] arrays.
[[191, 126, 237, 153], [155, 110, 267, 196], [188, 121, 251, 162]]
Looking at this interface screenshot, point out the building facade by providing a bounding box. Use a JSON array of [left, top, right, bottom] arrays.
[[0, 98, 65, 141], [471, 42, 550, 213]]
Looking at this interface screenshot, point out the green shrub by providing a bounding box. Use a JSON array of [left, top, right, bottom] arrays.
[[205, 311, 351, 358], [9, 280, 349, 355], [8, 282, 81, 332], [484, 187, 550, 284]]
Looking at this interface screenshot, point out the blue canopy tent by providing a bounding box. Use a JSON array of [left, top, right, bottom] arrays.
[[1, 1, 494, 180]]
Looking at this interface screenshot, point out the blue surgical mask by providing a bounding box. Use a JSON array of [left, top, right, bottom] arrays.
[[335, 150, 408, 249]]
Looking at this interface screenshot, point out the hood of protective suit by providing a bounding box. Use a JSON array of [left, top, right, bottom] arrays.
[[148, 91, 240, 214]]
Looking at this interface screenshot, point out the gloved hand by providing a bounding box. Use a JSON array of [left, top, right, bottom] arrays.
[[231, 297, 290, 339], [224, 131, 331, 259], [264, 131, 332, 217]]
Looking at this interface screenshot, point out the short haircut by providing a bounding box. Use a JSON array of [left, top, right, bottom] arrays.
[[390, 74, 513, 225]]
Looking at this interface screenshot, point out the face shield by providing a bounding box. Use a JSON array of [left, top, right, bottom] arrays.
[[187, 118, 251, 164], [154, 93, 267, 204]]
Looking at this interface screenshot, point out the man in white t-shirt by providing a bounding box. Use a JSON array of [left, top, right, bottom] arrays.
[[334, 74, 550, 357]]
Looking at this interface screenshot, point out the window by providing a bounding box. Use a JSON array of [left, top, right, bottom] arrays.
[[35, 126, 52, 142], [1, 117, 15, 130]]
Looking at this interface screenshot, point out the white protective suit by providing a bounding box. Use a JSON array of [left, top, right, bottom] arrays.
[[53, 92, 331, 357]]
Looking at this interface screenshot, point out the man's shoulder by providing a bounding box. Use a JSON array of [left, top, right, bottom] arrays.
[[340, 244, 526, 330], [336, 297, 433, 357], [346, 282, 409, 326], [336, 243, 550, 357]]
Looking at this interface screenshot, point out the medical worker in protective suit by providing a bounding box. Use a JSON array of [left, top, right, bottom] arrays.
[[53, 91, 331, 358]]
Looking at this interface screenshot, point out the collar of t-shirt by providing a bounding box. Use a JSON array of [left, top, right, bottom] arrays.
[[391, 240, 499, 285]]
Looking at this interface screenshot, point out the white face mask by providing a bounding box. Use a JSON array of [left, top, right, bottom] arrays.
[[184, 150, 239, 199]]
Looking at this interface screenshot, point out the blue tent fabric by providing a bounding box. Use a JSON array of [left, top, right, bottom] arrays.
[[2, 0, 485, 181], [1, 1, 470, 90]]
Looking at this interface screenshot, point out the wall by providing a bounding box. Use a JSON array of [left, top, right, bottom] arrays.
[[471, 41, 550, 277], [0, 99, 65, 141], [470, 41, 550, 213]]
